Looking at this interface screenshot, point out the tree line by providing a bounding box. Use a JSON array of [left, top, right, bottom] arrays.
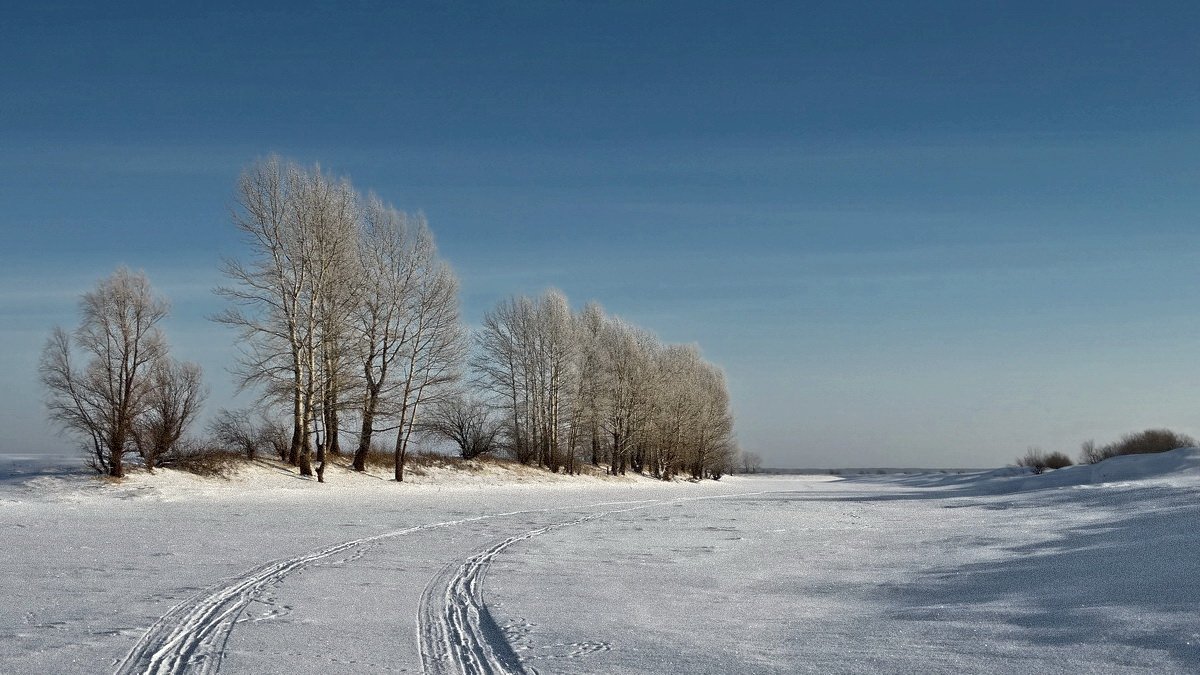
[[42, 157, 738, 482]]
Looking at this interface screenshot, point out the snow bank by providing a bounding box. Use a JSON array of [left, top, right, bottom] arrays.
[[844, 448, 1200, 495], [963, 448, 1199, 495], [0, 455, 681, 505], [992, 446, 1200, 492]]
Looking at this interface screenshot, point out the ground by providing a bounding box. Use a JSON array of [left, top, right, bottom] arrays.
[[0, 452, 1197, 674]]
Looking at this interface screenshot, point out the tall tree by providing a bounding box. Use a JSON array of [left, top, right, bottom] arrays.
[[571, 302, 608, 469], [216, 157, 358, 479], [476, 296, 536, 464], [598, 318, 654, 475], [350, 198, 432, 471], [40, 267, 172, 477], [390, 262, 464, 481]]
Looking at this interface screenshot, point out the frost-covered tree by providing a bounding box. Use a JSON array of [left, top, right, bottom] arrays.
[[296, 167, 360, 482], [40, 267, 174, 477], [571, 302, 608, 468], [740, 450, 764, 474], [216, 157, 358, 479], [475, 290, 579, 471], [476, 296, 536, 464], [475, 291, 736, 480], [597, 317, 656, 475], [419, 391, 502, 460], [350, 198, 443, 473], [135, 359, 207, 472], [388, 259, 464, 481]]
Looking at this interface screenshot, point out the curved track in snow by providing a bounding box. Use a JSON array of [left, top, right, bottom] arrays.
[[112, 509, 556, 675], [114, 492, 765, 675], [417, 514, 603, 675], [418, 492, 768, 675]]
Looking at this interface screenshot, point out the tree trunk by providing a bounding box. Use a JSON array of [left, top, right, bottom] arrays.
[[328, 408, 341, 456], [109, 429, 125, 478], [354, 378, 384, 471], [591, 427, 600, 466], [289, 413, 302, 465], [297, 405, 314, 477], [353, 406, 374, 472], [315, 439, 326, 483], [289, 355, 304, 465], [394, 435, 406, 482]]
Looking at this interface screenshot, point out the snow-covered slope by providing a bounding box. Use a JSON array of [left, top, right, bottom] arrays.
[[2, 453, 1198, 674], [1, 455, 663, 506], [853, 447, 1200, 495]]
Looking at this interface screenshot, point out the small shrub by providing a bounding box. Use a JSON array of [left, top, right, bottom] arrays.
[[1015, 447, 1074, 475], [1043, 451, 1073, 470]]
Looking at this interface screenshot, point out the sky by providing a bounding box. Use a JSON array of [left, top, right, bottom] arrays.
[[2, 1, 1199, 468]]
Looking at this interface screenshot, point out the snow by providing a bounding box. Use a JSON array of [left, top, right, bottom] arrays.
[[1, 452, 1198, 674], [871, 447, 1200, 494]]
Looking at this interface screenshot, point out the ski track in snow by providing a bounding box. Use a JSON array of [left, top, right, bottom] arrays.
[[111, 506, 611, 675], [113, 491, 767, 675], [110, 497, 675, 675], [418, 492, 768, 675]]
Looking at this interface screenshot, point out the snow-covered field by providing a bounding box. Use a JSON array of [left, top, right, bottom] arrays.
[[1, 451, 1198, 674]]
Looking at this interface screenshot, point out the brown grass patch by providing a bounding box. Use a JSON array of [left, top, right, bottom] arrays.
[[164, 445, 242, 479]]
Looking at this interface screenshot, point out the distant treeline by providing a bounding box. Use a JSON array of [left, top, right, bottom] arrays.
[[42, 157, 739, 482]]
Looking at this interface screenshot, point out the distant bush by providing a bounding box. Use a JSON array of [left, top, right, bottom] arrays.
[[1079, 439, 1103, 465], [160, 441, 240, 478], [1079, 429, 1197, 465], [1015, 447, 1072, 474], [208, 409, 291, 462], [1043, 451, 1073, 470]]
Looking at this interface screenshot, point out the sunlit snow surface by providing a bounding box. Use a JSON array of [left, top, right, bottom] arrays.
[[1, 452, 1198, 674]]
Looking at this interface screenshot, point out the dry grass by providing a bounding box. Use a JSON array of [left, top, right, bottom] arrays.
[[163, 445, 242, 479], [329, 446, 486, 476]]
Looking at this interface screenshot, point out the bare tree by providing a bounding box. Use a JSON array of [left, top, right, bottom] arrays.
[[216, 157, 358, 480], [687, 362, 736, 480], [216, 157, 309, 470], [135, 359, 207, 472], [740, 450, 763, 474], [476, 296, 536, 464], [571, 302, 608, 469], [350, 198, 433, 471], [598, 317, 655, 476], [41, 268, 171, 477], [298, 167, 360, 483], [645, 343, 704, 480], [208, 408, 261, 459], [473, 291, 737, 482], [531, 289, 577, 472], [419, 392, 502, 459], [475, 290, 579, 472], [390, 263, 465, 481]]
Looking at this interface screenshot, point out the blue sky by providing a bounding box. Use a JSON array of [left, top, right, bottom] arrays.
[[2, 1, 1199, 467]]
